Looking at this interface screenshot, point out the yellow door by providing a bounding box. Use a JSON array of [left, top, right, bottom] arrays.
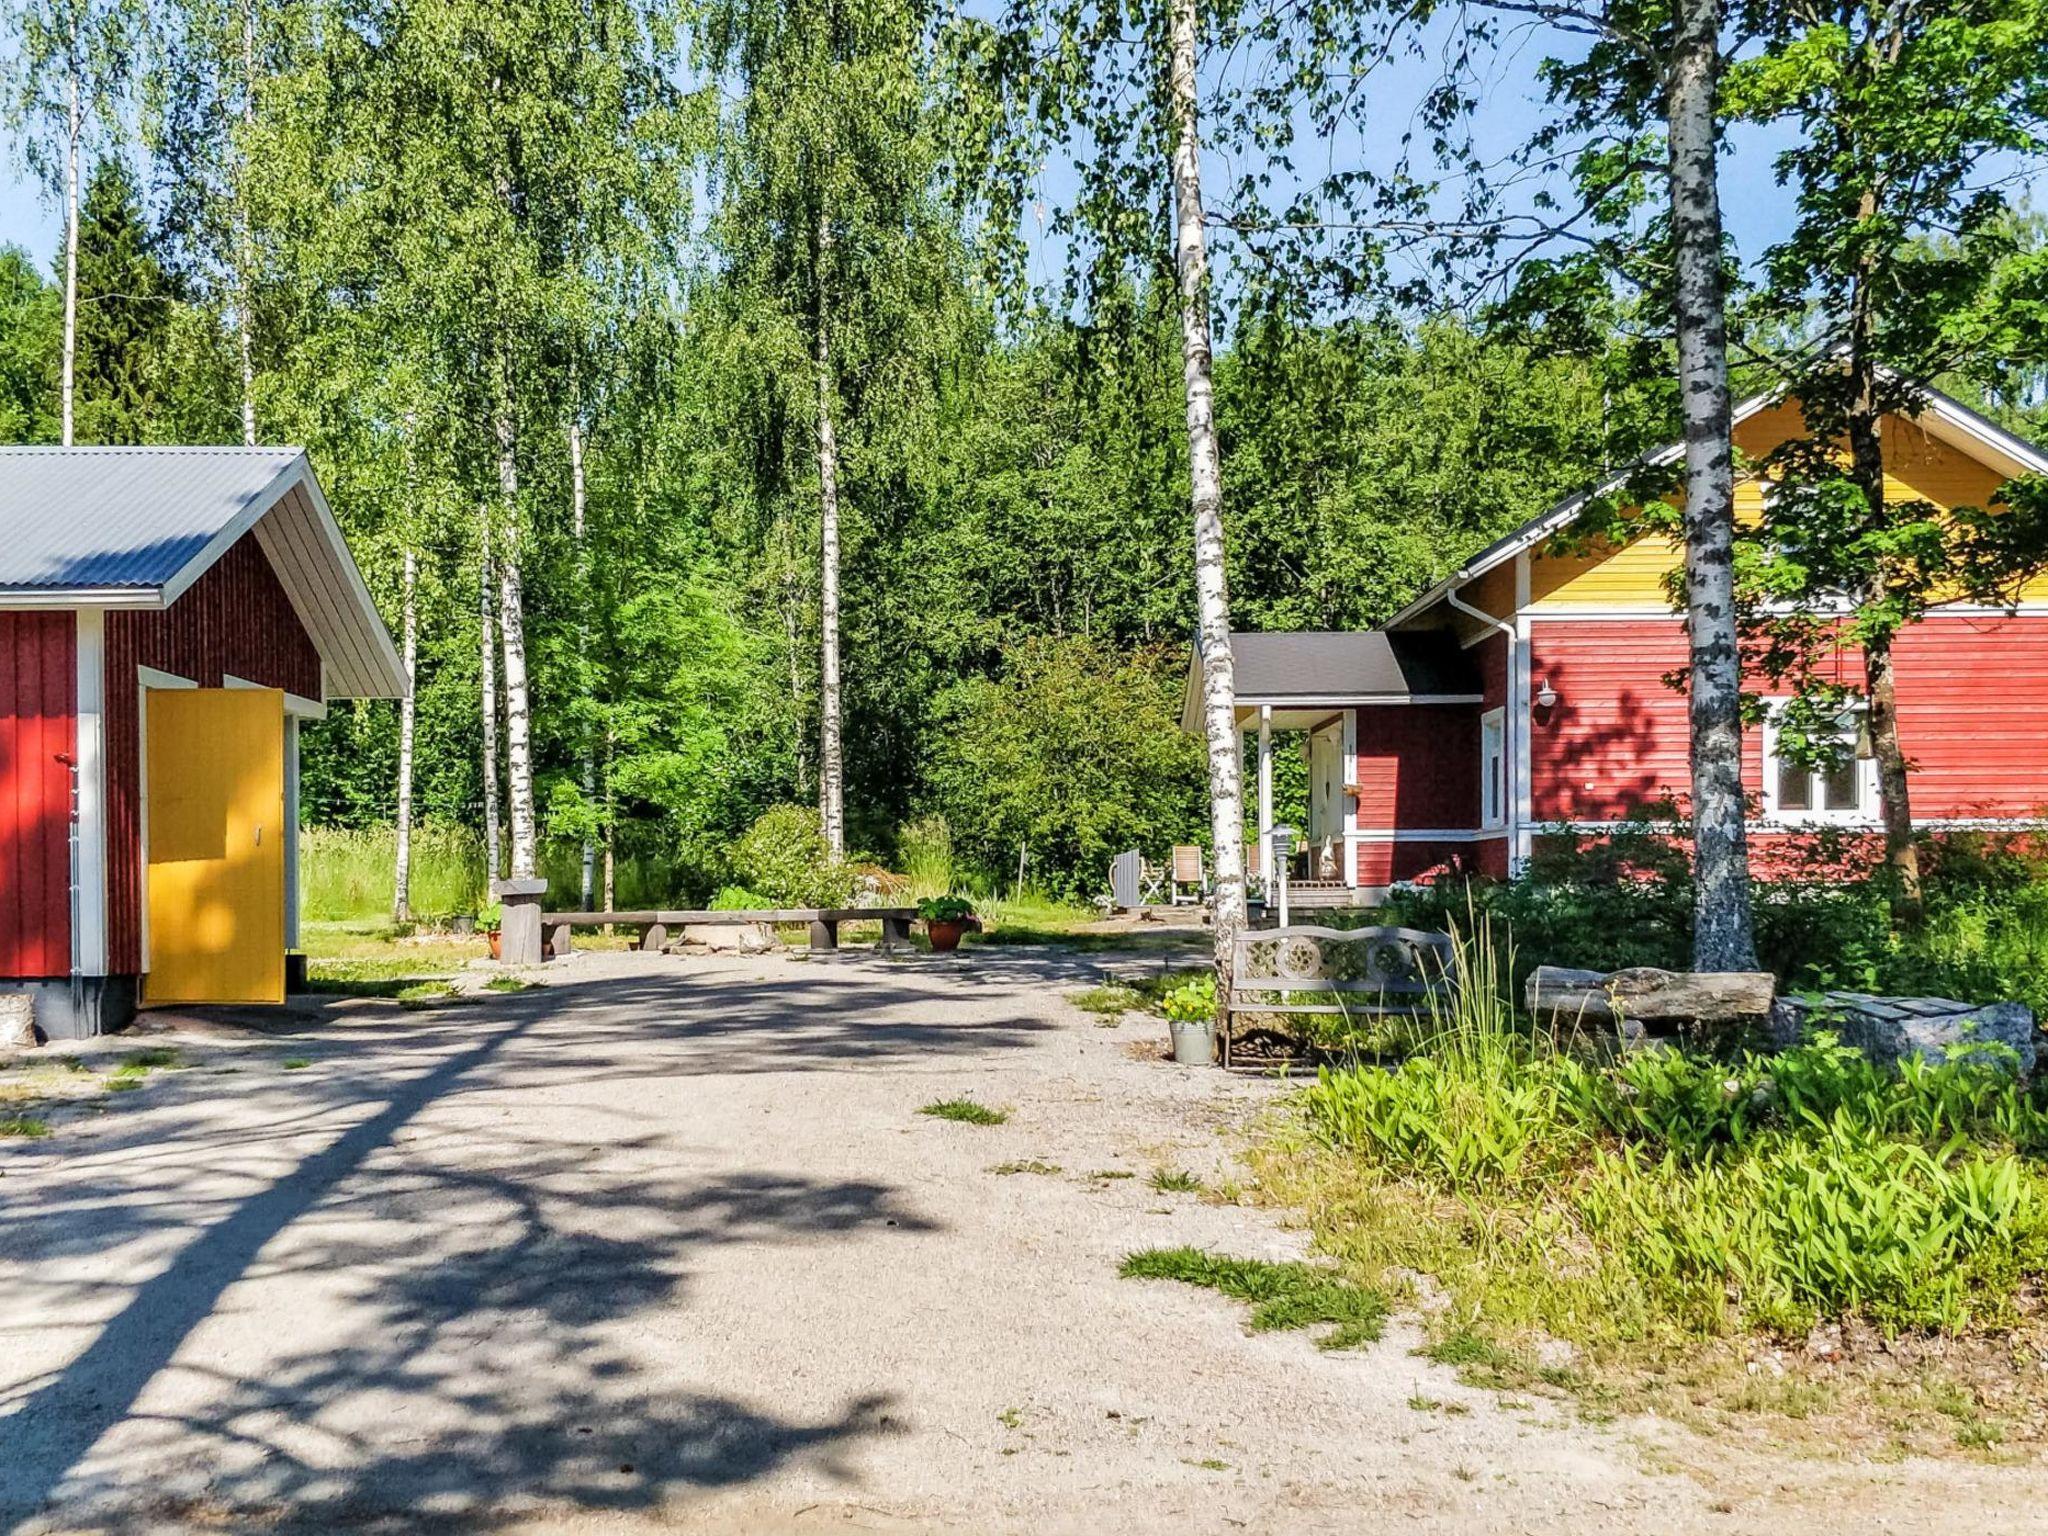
[[145, 688, 286, 1005]]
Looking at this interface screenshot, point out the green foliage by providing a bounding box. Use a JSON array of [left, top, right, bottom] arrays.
[[921, 637, 1205, 900], [1119, 1247, 1388, 1351], [709, 885, 774, 911], [897, 815, 954, 902], [916, 894, 975, 924], [302, 824, 483, 923], [1159, 972, 1217, 1025], [0, 1115, 51, 1138], [727, 805, 855, 908], [1384, 829, 2048, 1016], [1299, 934, 2048, 1337], [919, 1097, 1008, 1125]]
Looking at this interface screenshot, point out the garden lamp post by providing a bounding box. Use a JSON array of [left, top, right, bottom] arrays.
[[1270, 823, 1296, 929]]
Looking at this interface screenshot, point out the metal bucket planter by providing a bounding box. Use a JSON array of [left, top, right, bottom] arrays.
[[1168, 1019, 1216, 1066]]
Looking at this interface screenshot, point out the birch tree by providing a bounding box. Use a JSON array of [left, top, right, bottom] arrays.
[[1727, 0, 2048, 923], [1164, 0, 1246, 999], [694, 0, 964, 856], [393, 542, 418, 921], [4, 0, 141, 443]]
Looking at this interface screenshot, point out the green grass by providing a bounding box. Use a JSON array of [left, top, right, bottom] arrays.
[[1120, 1246, 1388, 1350], [302, 824, 681, 924], [281, 1057, 311, 1070], [483, 975, 535, 993], [396, 981, 459, 1009], [1068, 984, 1143, 1016], [920, 1098, 1009, 1126], [989, 1159, 1062, 1176], [1087, 1169, 1135, 1181], [107, 1048, 183, 1092], [1150, 1168, 1202, 1193], [0, 1115, 50, 1138]]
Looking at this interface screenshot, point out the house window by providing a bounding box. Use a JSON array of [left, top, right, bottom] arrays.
[[1480, 708, 1506, 829], [1765, 703, 1876, 822]]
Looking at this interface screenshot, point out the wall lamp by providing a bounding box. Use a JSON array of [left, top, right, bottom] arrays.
[[1533, 678, 1560, 711]]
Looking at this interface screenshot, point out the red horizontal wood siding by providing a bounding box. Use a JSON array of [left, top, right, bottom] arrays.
[[1353, 704, 1480, 830], [1356, 838, 1498, 886], [105, 534, 321, 976], [0, 614, 75, 978], [1528, 613, 2048, 826]]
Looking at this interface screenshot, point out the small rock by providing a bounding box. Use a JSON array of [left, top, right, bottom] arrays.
[[1775, 992, 2036, 1076], [680, 923, 774, 954], [0, 993, 35, 1049]]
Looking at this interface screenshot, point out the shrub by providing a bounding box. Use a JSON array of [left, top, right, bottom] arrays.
[[710, 885, 774, 911], [917, 895, 976, 924], [727, 805, 855, 908]]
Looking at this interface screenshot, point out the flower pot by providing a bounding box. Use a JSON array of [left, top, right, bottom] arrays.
[[927, 919, 968, 954], [450, 914, 476, 937], [1168, 1018, 1216, 1066], [487, 929, 503, 961]]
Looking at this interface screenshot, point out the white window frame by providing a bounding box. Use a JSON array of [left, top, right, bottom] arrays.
[[1479, 707, 1507, 831], [1761, 699, 1879, 825]]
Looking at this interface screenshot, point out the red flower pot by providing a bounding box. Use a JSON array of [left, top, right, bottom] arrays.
[[927, 919, 968, 954], [487, 929, 503, 961]]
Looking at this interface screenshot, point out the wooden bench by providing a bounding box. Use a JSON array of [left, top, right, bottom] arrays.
[[543, 907, 918, 959], [1226, 924, 1456, 1067]]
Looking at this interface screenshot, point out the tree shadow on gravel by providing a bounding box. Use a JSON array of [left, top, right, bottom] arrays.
[[0, 975, 941, 1532]]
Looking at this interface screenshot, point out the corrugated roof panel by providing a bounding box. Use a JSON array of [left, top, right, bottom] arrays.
[[0, 446, 302, 589]]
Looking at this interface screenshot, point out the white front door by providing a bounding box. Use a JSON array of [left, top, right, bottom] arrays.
[[1308, 722, 1342, 849]]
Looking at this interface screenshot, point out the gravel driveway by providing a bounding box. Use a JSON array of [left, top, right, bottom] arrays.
[[1, 944, 2040, 1534]]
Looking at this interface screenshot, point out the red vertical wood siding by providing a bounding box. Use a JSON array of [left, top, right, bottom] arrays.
[[104, 534, 321, 976], [0, 614, 75, 978]]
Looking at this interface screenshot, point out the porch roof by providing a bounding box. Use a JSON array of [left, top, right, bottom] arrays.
[[1181, 629, 1481, 731]]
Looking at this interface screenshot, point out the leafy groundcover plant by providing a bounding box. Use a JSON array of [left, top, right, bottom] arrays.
[[1257, 918, 2048, 1443]]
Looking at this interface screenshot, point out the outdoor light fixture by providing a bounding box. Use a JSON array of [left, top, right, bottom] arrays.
[[1534, 678, 1560, 711]]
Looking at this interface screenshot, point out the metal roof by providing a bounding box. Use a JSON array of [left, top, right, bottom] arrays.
[[0, 446, 304, 590], [0, 446, 408, 699]]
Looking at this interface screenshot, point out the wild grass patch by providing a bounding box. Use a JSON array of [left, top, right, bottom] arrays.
[[484, 975, 536, 993], [1257, 914, 2048, 1443], [920, 1098, 1008, 1126], [989, 1159, 1061, 1176], [1068, 984, 1143, 1016], [0, 1115, 50, 1138], [1150, 1168, 1202, 1193], [1120, 1246, 1388, 1350]]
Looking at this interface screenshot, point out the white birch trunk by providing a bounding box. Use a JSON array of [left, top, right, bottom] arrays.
[[235, 0, 257, 446], [1667, 0, 1757, 971], [61, 49, 80, 447], [814, 213, 846, 858], [1167, 0, 1246, 1025], [393, 545, 417, 923], [495, 367, 538, 881], [480, 512, 503, 886], [570, 409, 595, 907]]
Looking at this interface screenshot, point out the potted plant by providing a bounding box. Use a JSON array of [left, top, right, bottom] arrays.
[[479, 898, 505, 960], [918, 895, 978, 954], [1160, 973, 1219, 1065]]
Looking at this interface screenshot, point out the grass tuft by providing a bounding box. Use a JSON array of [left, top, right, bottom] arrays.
[[1120, 1246, 1388, 1350], [1150, 1168, 1202, 1193], [920, 1098, 1008, 1126], [1069, 984, 1143, 1017], [989, 1159, 1062, 1176], [1, 1115, 50, 1138], [484, 975, 536, 993]]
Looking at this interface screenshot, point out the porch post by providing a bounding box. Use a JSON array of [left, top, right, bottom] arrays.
[[1257, 705, 1273, 883]]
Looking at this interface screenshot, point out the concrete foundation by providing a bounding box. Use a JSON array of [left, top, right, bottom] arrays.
[[3, 975, 141, 1041]]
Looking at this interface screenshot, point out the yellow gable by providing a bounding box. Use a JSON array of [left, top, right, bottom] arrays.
[[1525, 402, 2021, 610]]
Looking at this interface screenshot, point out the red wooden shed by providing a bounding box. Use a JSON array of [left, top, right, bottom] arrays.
[[0, 448, 406, 1039]]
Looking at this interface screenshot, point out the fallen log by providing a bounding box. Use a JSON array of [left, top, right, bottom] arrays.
[[1525, 965, 1776, 1024]]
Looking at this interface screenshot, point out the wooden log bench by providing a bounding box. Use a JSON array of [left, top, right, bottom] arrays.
[[542, 907, 919, 960]]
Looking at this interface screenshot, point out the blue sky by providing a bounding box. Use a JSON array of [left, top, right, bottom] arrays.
[[0, 29, 1815, 292]]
